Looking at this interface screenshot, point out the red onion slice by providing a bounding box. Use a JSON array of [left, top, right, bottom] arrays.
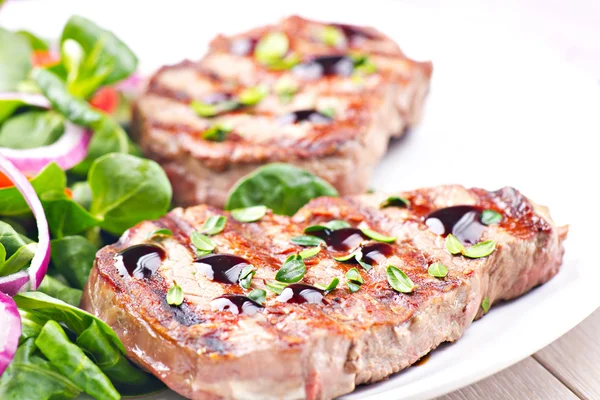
[[0, 291, 21, 376], [0, 121, 91, 174], [0, 92, 90, 175], [0, 155, 50, 293]]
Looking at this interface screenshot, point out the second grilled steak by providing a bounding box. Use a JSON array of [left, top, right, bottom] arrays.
[[82, 185, 567, 399], [133, 16, 432, 207]]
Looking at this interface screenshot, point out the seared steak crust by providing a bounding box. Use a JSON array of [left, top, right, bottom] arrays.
[[133, 16, 432, 207], [82, 185, 567, 400]]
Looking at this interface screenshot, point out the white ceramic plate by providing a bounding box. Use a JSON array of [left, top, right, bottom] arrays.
[[2, 1, 599, 399]]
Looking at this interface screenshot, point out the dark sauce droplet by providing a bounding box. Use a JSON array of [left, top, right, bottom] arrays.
[[312, 228, 367, 252], [277, 284, 324, 304], [425, 205, 485, 244], [230, 37, 257, 56], [293, 55, 354, 80], [116, 244, 166, 279], [278, 109, 332, 125], [210, 294, 263, 315], [194, 254, 250, 284], [360, 242, 394, 266]]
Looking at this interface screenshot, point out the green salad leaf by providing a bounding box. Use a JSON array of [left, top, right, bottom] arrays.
[[226, 163, 338, 216], [60, 15, 138, 87], [88, 153, 172, 234], [41, 190, 100, 238], [0, 28, 32, 91], [37, 275, 82, 307], [275, 254, 306, 283], [0, 221, 37, 277], [50, 235, 98, 289], [16, 30, 50, 51], [0, 162, 66, 216], [14, 291, 126, 353], [0, 339, 83, 400], [35, 320, 120, 400], [76, 321, 164, 395], [0, 111, 65, 149]]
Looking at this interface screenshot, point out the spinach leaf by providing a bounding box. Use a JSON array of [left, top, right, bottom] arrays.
[[18, 309, 46, 343], [0, 338, 82, 400], [71, 181, 92, 209], [0, 162, 66, 216], [50, 235, 98, 289], [88, 153, 172, 234], [225, 163, 338, 216], [76, 321, 164, 396], [37, 275, 82, 306], [61, 15, 138, 86], [41, 190, 99, 237], [13, 291, 126, 353], [35, 320, 119, 400], [16, 30, 50, 50], [0, 28, 32, 91], [0, 221, 37, 276], [0, 110, 65, 149]]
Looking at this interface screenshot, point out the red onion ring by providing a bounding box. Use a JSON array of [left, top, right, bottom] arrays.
[[0, 291, 21, 376], [0, 93, 91, 175], [0, 155, 50, 294]]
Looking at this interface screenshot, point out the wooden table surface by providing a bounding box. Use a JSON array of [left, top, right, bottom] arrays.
[[441, 308, 600, 399]]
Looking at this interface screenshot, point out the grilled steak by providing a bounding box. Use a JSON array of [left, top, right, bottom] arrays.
[[82, 185, 567, 400], [132, 16, 432, 207]]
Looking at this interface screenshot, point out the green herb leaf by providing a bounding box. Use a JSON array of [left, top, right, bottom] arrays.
[[16, 30, 49, 51], [333, 248, 361, 263], [290, 235, 325, 247], [247, 289, 267, 305], [445, 234, 466, 255], [464, 240, 497, 259], [315, 277, 339, 293], [346, 267, 364, 284], [255, 32, 289, 65], [326, 220, 351, 230], [147, 228, 173, 240], [320, 26, 345, 47], [202, 123, 233, 142], [351, 53, 377, 75], [190, 232, 216, 255], [239, 265, 255, 289], [481, 209, 502, 225], [319, 107, 336, 119], [380, 196, 410, 209], [88, 153, 172, 235], [35, 321, 120, 400], [231, 205, 267, 222], [428, 262, 448, 278], [190, 100, 217, 117], [357, 257, 373, 271], [361, 228, 396, 243], [481, 296, 490, 313], [386, 265, 416, 293], [265, 280, 288, 294], [225, 163, 338, 216], [238, 85, 268, 106], [299, 246, 321, 259], [347, 281, 362, 293], [275, 254, 306, 283], [166, 282, 184, 306], [201, 215, 227, 235], [274, 76, 298, 102]]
